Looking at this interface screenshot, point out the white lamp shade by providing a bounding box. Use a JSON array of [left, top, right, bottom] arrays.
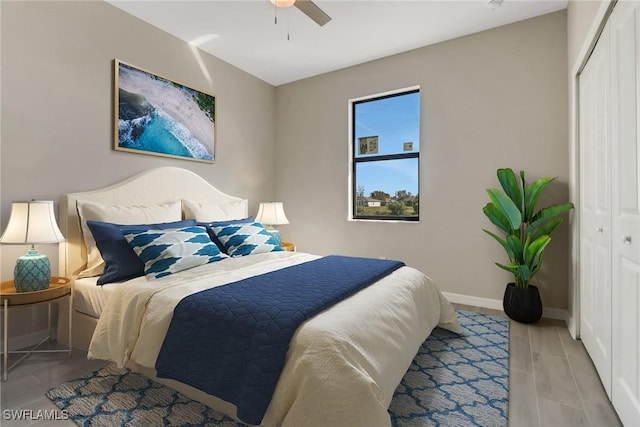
[[255, 202, 289, 226], [0, 201, 64, 244]]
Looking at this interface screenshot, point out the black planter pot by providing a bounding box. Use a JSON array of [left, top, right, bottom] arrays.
[[503, 283, 543, 323]]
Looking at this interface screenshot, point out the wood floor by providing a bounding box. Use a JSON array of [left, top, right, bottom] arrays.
[[0, 305, 623, 427], [454, 304, 622, 427]]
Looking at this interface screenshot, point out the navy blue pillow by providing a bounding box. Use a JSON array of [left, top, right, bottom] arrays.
[[87, 219, 196, 285], [197, 217, 254, 253]]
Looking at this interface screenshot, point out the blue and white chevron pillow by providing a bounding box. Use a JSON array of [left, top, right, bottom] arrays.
[[210, 222, 283, 257], [122, 226, 228, 279]]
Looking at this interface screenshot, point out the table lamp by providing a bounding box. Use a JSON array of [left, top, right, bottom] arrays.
[[0, 201, 64, 292], [255, 202, 289, 246]]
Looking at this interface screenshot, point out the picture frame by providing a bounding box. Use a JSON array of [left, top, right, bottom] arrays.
[[114, 59, 216, 163]]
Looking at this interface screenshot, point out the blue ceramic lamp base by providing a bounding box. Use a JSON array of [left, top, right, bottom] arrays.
[[14, 249, 51, 292], [265, 227, 282, 246]]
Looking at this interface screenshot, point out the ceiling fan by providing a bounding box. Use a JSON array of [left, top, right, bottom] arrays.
[[271, 0, 332, 26]]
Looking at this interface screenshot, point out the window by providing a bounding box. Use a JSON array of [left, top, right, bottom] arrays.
[[351, 88, 420, 221]]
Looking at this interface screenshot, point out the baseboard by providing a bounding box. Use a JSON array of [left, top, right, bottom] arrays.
[[442, 291, 569, 322], [442, 292, 503, 311], [542, 306, 569, 322]]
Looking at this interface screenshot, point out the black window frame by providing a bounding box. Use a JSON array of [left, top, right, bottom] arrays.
[[351, 88, 420, 221]]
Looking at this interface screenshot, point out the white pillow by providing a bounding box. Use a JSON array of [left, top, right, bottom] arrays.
[[182, 199, 248, 222], [77, 200, 182, 278]]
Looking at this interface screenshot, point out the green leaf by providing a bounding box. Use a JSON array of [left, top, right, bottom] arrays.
[[506, 234, 524, 263], [497, 169, 523, 213], [529, 203, 575, 230], [524, 235, 551, 267], [496, 262, 519, 275], [531, 252, 545, 276], [522, 235, 535, 266], [528, 218, 563, 240], [483, 229, 515, 260], [487, 188, 522, 231], [516, 265, 531, 281], [531, 238, 551, 270], [520, 171, 526, 218], [497, 262, 531, 287], [483, 203, 513, 234], [524, 177, 555, 221]]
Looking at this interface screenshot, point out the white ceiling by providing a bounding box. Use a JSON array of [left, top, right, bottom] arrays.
[[107, 0, 568, 86]]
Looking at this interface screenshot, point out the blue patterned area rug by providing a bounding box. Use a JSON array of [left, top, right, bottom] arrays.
[[46, 310, 508, 427], [390, 310, 509, 426]]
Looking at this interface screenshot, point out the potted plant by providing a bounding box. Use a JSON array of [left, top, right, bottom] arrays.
[[482, 168, 574, 323]]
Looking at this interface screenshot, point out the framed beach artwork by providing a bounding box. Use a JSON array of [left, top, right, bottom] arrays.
[[114, 59, 215, 163]]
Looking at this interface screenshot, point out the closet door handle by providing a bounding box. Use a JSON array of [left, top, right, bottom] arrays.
[[622, 235, 632, 243], [596, 227, 604, 233]]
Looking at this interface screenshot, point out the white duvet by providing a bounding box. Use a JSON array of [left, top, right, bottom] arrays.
[[88, 251, 461, 427]]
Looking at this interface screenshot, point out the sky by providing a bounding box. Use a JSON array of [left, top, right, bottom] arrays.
[[354, 90, 420, 197]]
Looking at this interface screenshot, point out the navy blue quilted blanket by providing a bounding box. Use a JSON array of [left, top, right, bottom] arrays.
[[155, 255, 404, 425]]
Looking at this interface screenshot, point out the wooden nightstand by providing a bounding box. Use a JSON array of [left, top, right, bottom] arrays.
[[0, 276, 73, 381], [281, 242, 296, 252]]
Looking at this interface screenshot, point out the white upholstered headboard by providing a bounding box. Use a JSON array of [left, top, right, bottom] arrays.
[[59, 167, 247, 277]]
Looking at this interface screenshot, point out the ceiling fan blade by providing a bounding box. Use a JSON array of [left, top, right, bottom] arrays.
[[294, 0, 331, 26]]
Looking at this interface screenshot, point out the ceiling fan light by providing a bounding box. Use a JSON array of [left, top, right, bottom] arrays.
[[271, 0, 296, 8]]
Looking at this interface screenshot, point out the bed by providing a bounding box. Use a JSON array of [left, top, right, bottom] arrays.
[[57, 167, 461, 427]]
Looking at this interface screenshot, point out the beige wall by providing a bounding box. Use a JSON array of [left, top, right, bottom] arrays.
[[0, 1, 276, 343], [275, 11, 570, 310]]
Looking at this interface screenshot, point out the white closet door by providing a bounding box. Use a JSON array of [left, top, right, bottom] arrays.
[[579, 20, 612, 398], [610, 1, 640, 425]]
